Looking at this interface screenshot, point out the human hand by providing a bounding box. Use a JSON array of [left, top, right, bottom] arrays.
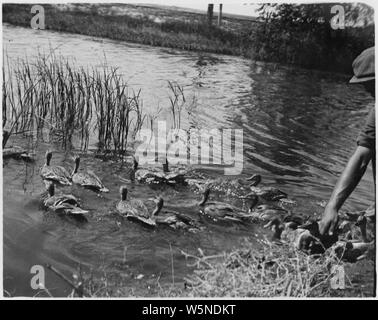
[[319, 205, 338, 236]]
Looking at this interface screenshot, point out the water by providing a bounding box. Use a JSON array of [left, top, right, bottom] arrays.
[[3, 24, 375, 297]]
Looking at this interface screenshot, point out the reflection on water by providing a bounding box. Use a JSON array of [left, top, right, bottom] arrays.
[[3, 24, 375, 296]]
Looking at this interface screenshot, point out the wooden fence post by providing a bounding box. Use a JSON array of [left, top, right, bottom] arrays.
[[207, 4, 214, 26], [218, 4, 223, 26]]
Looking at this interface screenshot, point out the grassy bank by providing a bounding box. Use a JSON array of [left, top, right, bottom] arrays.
[[27, 239, 374, 298], [2, 3, 253, 57], [3, 3, 374, 73]]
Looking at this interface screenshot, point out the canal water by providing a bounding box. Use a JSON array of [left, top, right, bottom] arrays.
[[2, 24, 375, 296]]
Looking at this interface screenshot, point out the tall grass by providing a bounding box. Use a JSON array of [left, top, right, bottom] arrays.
[[167, 81, 186, 130], [92, 69, 145, 155], [3, 53, 146, 154], [182, 240, 348, 297]]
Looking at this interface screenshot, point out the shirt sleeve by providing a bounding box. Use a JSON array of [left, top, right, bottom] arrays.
[[357, 107, 375, 150]]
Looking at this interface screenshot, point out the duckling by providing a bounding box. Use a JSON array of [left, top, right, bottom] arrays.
[[43, 182, 88, 216], [265, 216, 323, 253], [198, 188, 255, 222], [264, 216, 303, 243], [131, 157, 186, 185], [116, 186, 160, 227], [247, 174, 287, 201], [71, 156, 109, 193], [40, 151, 72, 185], [298, 219, 338, 251], [154, 197, 203, 232]]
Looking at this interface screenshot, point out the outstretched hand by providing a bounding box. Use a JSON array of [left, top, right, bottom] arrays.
[[319, 206, 339, 236]]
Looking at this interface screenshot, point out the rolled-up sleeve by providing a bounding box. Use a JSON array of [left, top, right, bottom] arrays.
[[357, 107, 375, 151]]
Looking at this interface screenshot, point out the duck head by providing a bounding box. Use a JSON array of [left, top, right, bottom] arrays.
[[199, 188, 211, 206], [119, 186, 128, 201], [132, 156, 139, 170], [356, 214, 368, 242], [247, 174, 262, 187], [47, 182, 55, 197], [3, 130, 10, 148], [355, 214, 367, 227], [45, 150, 53, 166], [152, 197, 164, 216], [247, 195, 259, 212], [162, 157, 169, 173], [73, 156, 80, 174]]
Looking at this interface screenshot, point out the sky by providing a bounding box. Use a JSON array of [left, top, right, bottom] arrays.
[[128, 1, 260, 16]]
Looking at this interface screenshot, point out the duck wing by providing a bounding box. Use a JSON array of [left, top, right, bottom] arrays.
[[54, 194, 80, 206], [203, 202, 243, 221], [135, 168, 164, 182], [155, 212, 178, 225], [41, 165, 72, 185], [117, 199, 155, 226], [44, 195, 60, 208], [74, 171, 109, 192], [87, 170, 108, 191]]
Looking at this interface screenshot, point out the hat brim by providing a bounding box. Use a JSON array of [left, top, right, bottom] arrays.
[[349, 75, 375, 84]]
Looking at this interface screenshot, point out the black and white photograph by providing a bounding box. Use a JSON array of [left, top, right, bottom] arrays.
[[1, 1, 376, 300]]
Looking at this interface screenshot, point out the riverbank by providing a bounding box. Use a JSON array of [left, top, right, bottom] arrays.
[[2, 3, 255, 57], [28, 240, 374, 298], [3, 3, 374, 73]]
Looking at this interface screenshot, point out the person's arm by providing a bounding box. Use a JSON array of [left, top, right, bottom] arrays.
[[319, 146, 373, 235]]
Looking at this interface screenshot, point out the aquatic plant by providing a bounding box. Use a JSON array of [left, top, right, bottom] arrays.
[[167, 81, 186, 130], [3, 53, 146, 155], [93, 68, 145, 156]]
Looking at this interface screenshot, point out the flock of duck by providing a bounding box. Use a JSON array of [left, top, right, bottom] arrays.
[[0, 138, 367, 265], [35, 149, 375, 263], [38, 150, 293, 228]]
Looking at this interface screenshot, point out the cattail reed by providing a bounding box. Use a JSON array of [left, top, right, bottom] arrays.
[[3, 52, 145, 155]]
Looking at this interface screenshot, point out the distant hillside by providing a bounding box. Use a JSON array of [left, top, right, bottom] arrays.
[[136, 3, 259, 21], [3, 3, 256, 57]]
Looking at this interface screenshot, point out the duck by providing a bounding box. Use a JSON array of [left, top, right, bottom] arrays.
[[265, 216, 325, 254], [298, 219, 339, 252], [355, 214, 375, 243], [186, 174, 258, 198], [71, 156, 109, 192], [343, 205, 375, 224], [42, 182, 88, 217], [248, 202, 289, 222], [264, 215, 305, 243], [154, 197, 203, 232], [116, 186, 160, 227], [334, 240, 375, 262], [131, 156, 186, 185], [40, 150, 72, 185], [197, 188, 256, 222], [3, 131, 34, 161], [247, 174, 287, 201]]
